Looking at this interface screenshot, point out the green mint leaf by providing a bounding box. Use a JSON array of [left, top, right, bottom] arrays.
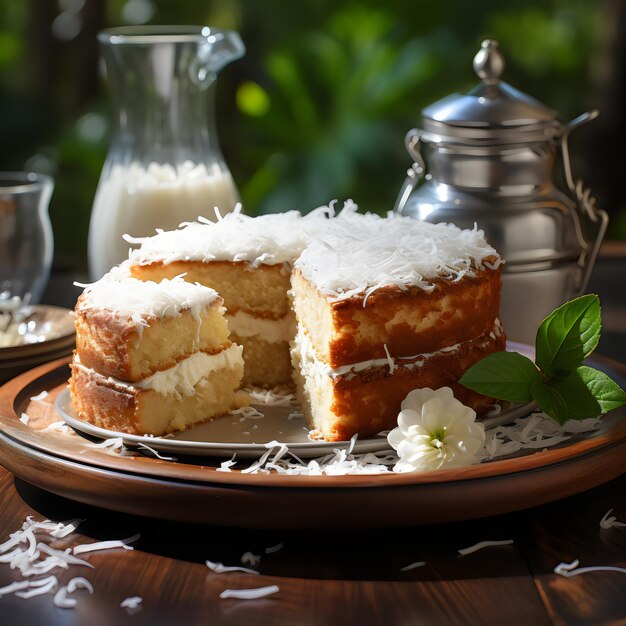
[[535, 294, 601, 379], [531, 365, 626, 425], [459, 351, 541, 402], [576, 365, 626, 413]]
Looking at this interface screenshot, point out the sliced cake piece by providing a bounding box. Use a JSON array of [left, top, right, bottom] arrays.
[[290, 214, 505, 441], [69, 272, 244, 435], [74, 273, 230, 381]]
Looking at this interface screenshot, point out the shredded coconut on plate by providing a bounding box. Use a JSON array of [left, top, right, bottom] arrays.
[[41, 421, 71, 433], [85, 437, 125, 450], [136, 443, 176, 461], [478, 413, 601, 461], [458, 540, 514, 556], [219, 585, 279, 600]]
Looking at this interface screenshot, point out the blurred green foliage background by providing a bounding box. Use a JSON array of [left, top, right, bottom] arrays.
[[0, 0, 623, 271]]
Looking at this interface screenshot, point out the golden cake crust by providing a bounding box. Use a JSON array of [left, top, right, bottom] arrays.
[[295, 328, 506, 442], [74, 296, 230, 382], [291, 262, 502, 368], [69, 352, 244, 436]]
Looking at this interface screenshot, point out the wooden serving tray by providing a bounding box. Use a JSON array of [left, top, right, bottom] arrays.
[[0, 356, 625, 529]]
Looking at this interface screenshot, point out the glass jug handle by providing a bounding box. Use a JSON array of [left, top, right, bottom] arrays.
[[394, 128, 426, 214], [560, 111, 609, 293]]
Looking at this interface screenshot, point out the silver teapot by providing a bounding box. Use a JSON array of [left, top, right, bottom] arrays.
[[395, 39, 608, 343]]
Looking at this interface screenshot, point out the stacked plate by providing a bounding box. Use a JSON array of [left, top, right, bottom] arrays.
[[0, 305, 75, 383]]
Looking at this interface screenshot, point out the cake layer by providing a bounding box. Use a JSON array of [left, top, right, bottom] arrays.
[[232, 333, 293, 387], [131, 260, 291, 317], [291, 265, 502, 368], [292, 324, 506, 442], [226, 310, 295, 343], [69, 344, 244, 435], [75, 285, 230, 382]]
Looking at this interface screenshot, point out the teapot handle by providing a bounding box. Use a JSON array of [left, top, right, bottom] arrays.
[[560, 111, 609, 293], [394, 128, 426, 214]]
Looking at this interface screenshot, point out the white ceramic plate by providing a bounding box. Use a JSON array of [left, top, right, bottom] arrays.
[[54, 387, 535, 459]]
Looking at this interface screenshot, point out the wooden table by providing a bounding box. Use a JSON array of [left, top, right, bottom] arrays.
[[1, 246, 625, 625], [0, 467, 625, 625]]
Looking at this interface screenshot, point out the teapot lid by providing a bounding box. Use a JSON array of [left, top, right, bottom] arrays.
[[422, 40, 559, 142]]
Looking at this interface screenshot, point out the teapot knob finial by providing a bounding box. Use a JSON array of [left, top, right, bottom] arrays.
[[473, 39, 505, 84]]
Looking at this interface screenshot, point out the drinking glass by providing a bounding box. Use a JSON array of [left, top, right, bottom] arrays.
[[0, 172, 54, 304]]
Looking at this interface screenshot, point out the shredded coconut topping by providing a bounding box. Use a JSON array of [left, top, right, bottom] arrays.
[[127, 203, 332, 267], [75, 270, 220, 332], [125, 201, 500, 302], [295, 206, 499, 301]]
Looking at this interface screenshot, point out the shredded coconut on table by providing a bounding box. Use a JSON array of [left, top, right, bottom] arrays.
[[206, 560, 259, 575], [121, 596, 143, 609], [53, 577, 94, 608], [554, 559, 626, 577], [219, 585, 279, 600], [0, 517, 139, 609], [30, 391, 49, 402], [264, 543, 283, 555], [458, 540, 514, 556], [73, 534, 140, 555], [599, 509, 626, 529], [400, 561, 426, 572], [19, 413, 29, 425], [241, 552, 261, 567]]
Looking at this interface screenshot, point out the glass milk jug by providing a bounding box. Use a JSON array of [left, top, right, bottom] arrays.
[[88, 26, 245, 280]]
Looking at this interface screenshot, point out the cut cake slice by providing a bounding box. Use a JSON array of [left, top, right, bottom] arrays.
[[69, 272, 244, 435]]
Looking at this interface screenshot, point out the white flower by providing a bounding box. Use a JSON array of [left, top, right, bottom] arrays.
[[387, 387, 485, 473]]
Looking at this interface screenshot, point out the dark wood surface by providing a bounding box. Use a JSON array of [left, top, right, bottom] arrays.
[[0, 467, 625, 625], [0, 247, 624, 624]]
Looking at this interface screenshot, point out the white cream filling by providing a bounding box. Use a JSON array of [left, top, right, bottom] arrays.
[[294, 320, 501, 382], [74, 344, 243, 397], [226, 311, 295, 343]]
